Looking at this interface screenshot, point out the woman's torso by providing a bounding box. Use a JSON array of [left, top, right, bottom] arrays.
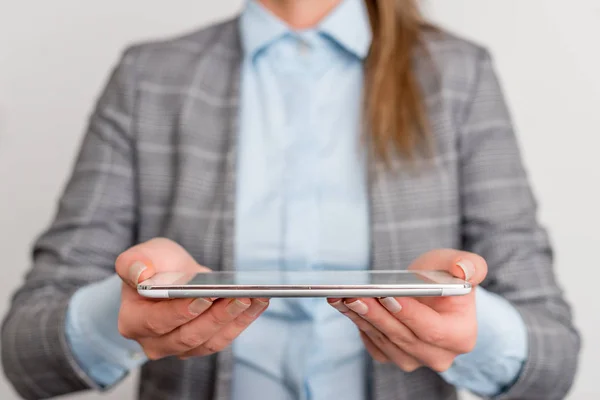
[[128, 16, 475, 400]]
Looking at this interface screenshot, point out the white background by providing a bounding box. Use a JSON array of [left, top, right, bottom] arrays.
[[0, 1, 598, 399]]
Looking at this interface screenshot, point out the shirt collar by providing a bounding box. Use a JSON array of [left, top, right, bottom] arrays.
[[239, 1, 289, 59], [239, 0, 372, 60], [318, 0, 372, 60]]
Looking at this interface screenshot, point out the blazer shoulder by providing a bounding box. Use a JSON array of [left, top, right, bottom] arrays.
[[116, 17, 241, 82], [423, 28, 489, 61], [419, 27, 496, 99]]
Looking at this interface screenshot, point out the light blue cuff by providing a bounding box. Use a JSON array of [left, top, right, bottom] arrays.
[[440, 286, 528, 397], [65, 274, 148, 388]]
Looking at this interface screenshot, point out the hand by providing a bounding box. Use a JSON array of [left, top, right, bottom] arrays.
[[115, 238, 269, 360], [328, 249, 487, 373]]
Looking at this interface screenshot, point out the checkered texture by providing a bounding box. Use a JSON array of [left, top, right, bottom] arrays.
[[1, 18, 580, 400]]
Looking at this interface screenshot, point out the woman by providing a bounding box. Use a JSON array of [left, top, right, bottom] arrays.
[[1, 0, 580, 399]]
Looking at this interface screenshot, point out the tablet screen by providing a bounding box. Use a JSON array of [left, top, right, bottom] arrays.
[[140, 270, 464, 288]]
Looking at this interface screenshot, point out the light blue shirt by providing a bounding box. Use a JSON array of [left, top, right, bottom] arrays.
[[232, 1, 372, 399], [64, 0, 528, 398]]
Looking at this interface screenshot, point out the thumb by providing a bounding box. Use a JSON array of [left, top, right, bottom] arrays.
[[115, 250, 157, 288], [116, 238, 208, 288], [408, 249, 488, 286]]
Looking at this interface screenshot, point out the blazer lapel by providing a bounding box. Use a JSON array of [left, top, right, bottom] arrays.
[[212, 20, 242, 400], [368, 47, 461, 400]]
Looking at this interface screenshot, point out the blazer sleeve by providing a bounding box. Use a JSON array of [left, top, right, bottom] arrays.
[[457, 48, 581, 400], [1, 47, 140, 399]]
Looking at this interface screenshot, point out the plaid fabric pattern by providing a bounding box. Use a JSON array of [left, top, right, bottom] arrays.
[[1, 18, 579, 400]]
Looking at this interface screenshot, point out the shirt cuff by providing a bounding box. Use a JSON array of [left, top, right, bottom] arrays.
[[440, 286, 528, 397], [65, 274, 148, 388]]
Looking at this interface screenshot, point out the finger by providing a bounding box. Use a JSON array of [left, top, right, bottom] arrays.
[[362, 328, 423, 373], [343, 298, 420, 345], [119, 297, 214, 339], [115, 259, 154, 288], [359, 331, 389, 364], [115, 238, 207, 287], [378, 297, 475, 354], [408, 249, 488, 285], [182, 298, 270, 358], [328, 298, 347, 311], [330, 300, 421, 371], [144, 298, 251, 359], [378, 297, 444, 343], [449, 257, 486, 286], [343, 298, 457, 371], [337, 304, 422, 372]]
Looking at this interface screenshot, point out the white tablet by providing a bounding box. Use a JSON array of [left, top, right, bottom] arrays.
[[137, 270, 471, 298]]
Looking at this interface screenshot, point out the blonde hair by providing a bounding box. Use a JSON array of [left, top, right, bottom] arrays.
[[364, 0, 434, 163]]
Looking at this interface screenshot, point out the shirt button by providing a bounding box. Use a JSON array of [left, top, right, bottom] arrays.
[[299, 40, 310, 56]]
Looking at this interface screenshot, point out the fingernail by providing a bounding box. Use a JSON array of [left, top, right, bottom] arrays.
[[456, 259, 475, 281], [345, 300, 369, 316], [380, 297, 402, 314], [128, 262, 147, 285], [330, 300, 350, 313], [226, 299, 251, 316], [189, 298, 212, 315], [247, 299, 269, 317]]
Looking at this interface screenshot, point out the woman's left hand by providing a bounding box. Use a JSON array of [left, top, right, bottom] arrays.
[[329, 249, 488, 373]]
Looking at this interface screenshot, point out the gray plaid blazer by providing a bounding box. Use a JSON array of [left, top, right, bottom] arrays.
[[2, 17, 580, 400]]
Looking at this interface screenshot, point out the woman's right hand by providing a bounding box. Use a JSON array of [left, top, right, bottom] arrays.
[[114, 238, 269, 360]]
